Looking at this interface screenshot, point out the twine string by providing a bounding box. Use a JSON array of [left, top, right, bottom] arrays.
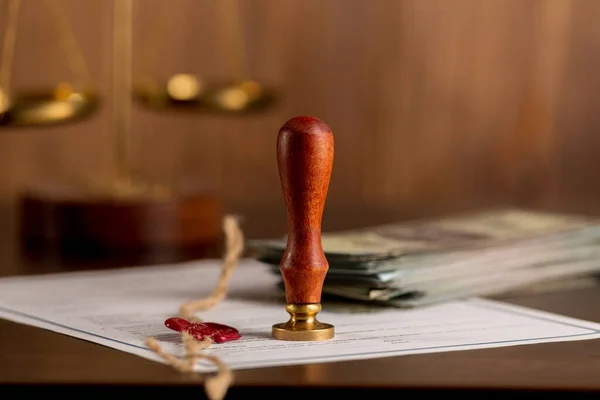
[[145, 214, 244, 400]]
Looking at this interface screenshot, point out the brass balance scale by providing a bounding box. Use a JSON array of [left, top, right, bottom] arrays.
[[0, 0, 277, 262]]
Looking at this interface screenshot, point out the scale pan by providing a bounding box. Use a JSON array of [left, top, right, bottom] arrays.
[[135, 75, 276, 114], [0, 85, 99, 128], [133, 73, 205, 109], [200, 80, 276, 113]]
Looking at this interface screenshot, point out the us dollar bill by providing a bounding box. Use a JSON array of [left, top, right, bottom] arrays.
[[249, 208, 596, 264], [254, 208, 600, 307]]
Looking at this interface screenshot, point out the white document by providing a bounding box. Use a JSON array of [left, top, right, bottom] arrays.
[[1, 259, 600, 373]]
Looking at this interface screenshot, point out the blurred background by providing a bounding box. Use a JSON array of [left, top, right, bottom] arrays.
[[1, 0, 598, 271]]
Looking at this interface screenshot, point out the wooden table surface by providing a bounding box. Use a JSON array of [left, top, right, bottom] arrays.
[[2, 206, 600, 398]]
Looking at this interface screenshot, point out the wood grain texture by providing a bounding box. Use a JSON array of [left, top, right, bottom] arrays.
[[1, 0, 599, 264], [277, 116, 333, 304], [18, 183, 222, 256]]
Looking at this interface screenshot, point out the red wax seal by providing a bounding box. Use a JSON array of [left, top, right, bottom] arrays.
[[165, 317, 241, 344]]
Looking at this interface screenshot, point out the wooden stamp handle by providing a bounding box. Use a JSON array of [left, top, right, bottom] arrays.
[[276, 116, 334, 304]]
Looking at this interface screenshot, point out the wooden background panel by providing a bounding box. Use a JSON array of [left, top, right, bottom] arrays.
[[0, 0, 596, 244]]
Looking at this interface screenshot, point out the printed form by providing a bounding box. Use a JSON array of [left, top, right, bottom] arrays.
[[1, 259, 600, 372]]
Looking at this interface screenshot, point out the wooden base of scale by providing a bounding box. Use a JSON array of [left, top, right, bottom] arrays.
[[17, 181, 223, 267]]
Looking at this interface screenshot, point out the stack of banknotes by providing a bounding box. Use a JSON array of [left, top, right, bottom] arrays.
[[248, 208, 600, 307]]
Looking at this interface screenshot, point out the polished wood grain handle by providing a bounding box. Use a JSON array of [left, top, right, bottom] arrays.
[[277, 116, 334, 304]]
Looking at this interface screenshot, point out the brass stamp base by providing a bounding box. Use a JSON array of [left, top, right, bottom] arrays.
[[272, 303, 335, 341]]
